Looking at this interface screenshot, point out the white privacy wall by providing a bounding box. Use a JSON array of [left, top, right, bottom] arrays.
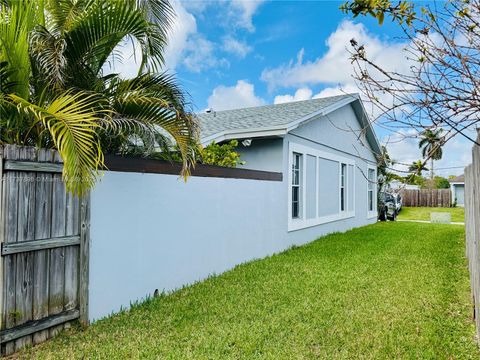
[[89, 163, 376, 322], [89, 172, 286, 321]]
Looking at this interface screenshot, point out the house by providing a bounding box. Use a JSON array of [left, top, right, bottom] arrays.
[[198, 93, 381, 232], [449, 174, 465, 206], [387, 180, 420, 191], [87, 93, 382, 321]]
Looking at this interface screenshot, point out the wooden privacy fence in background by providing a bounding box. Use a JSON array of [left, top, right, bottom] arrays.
[[399, 189, 452, 207], [0, 145, 90, 356], [465, 130, 480, 341]]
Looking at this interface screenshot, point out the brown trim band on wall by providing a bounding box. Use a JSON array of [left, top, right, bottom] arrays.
[[104, 155, 283, 182]]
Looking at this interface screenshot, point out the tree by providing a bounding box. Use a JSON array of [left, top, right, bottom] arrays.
[[342, 0, 480, 175], [418, 128, 444, 180], [404, 174, 426, 187], [200, 141, 246, 168], [408, 160, 428, 176], [152, 140, 245, 168], [434, 176, 450, 189], [0, 0, 198, 194], [376, 145, 402, 191], [341, 0, 416, 26]]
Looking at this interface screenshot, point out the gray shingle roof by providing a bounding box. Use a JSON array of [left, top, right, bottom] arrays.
[[197, 94, 356, 140], [449, 174, 464, 183]]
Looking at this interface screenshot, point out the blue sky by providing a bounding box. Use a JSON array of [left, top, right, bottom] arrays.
[[112, 0, 471, 176], [174, 0, 406, 111]]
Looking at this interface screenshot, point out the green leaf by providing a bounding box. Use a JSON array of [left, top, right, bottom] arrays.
[[8, 91, 111, 194]]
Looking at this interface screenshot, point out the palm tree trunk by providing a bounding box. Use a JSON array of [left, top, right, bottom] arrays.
[[430, 158, 434, 181]]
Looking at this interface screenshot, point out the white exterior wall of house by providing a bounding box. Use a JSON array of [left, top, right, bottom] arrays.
[[283, 104, 378, 244], [236, 138, 283, 172], [87, 103, 379, 322], [451, 183, 465, 206]]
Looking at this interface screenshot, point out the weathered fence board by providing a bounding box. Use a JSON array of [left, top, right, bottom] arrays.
[[4, 160, 63, 173], [399, 188, 452, 207], [0, 145, 90, 355], [33, 148, 53, 345], [4, 145, 19, 354], [465, 129, 480, 341]]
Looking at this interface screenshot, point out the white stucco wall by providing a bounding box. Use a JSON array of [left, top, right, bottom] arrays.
[[89, 173, 285, 321], [236, 138, 283, 172]]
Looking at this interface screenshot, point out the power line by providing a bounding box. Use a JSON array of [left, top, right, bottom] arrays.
[[429, 166, 466, 170]]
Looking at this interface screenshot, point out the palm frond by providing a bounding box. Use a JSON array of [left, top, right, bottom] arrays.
[[100, 116, 157, 154], [110, 73, 199, 175], [0, 0, 40, 98], [8, 91, 111, 194], [30, 25, 67, 89], [65, 0, 170, 77], [0, 61, 18, 94], [44, 0, 90, 32], [419, 128, 444, 161]]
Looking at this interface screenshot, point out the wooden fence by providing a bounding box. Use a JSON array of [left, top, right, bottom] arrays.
[[0, 145, 90, 356], [399, 189, 452, 207], [465, 131, 480, 341]]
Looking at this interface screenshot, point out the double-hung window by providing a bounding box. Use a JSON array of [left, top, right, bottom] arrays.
[[291, 153, 302, 218], [340, 163, 347, 212], [368, 168, 376, 213]]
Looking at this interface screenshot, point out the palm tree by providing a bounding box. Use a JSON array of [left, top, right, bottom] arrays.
[[418, 128, 444, 180], [0, 0, 198, 194], [406, 160, 428, 185], [408, 160, 428, 176]]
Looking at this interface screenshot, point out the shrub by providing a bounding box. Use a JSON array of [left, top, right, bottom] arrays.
[[200, 140, 245, 168]]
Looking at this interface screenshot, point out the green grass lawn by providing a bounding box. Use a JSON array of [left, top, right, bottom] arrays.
[[22, 223, 478, 359], [398, 206, 465, 223]]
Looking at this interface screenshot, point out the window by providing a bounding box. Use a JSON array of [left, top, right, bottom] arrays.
[[368, 168, 375, 212], [291, 153, 302, 219], [340, 163, 346, 211], [288, 142, 356, 232]]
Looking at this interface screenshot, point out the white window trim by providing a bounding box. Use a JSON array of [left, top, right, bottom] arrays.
[[291, 152, 302, 219], [367, 165, 378, 219], [288, 142, 355, 232]]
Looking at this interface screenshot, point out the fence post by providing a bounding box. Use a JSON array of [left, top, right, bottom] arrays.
[[465, 129, 480, 340], [79, 193, 90, 325]]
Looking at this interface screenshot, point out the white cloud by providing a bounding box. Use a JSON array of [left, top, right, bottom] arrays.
[[261, 20, 410, 91], [273, 84, 359, 105], [313, 84, 360, 99], [222, 36, 252, 58], [181, 0, 264, 32], [102, 0, 196, 76], [207, 80, 265, 111], [274, 88, 312, 104], [181, 0, 208, 13], [163, 0, 197, 70], [183, 35, 229, 72], [230, 0, 265, 32], [103, 0, 230, 76], [167, 0, 228, 72]]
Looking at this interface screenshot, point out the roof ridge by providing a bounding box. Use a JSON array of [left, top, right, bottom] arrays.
[[197, 93, 359, 115]]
